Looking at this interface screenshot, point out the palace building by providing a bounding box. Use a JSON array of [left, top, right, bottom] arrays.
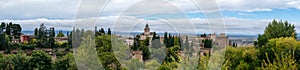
[[140, 24, 155, 40]]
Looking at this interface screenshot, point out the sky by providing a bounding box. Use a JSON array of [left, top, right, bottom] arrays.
[[0, 0, 300, 35]]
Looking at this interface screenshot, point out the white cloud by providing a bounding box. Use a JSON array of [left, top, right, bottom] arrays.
[[0, 0, 300, 19], [216, 0, 299, 12], [237, 13, 253, 16], [0, 0, 80, 19], [1, 0, 300, 35], [288, 0, 300, 9], [3, 16, 298, 35]]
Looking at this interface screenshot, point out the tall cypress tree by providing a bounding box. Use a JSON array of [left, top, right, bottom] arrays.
[[178, 35, 182, 48], [107, 28, 111, 35], [184, 35, 189, 49], [132, 35, 140, 51], [100, 28, 105, 35], [169, 34, 174, 47], [5, 22, 12, 36], [0, 22, 5, 33], [34, 28, 38, 36], [164, 32, 168, 47], [95, 26, 98, 36], [49, 27, 55, 48]]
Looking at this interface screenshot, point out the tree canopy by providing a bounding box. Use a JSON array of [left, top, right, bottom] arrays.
[[257, 20, 296, 47], [56, 30, 65, 37]]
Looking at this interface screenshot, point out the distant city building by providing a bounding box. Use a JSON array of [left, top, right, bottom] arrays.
[[179, 33, 229, 57], [124, 24, 156, 47], [140, 24, 155, 40], [122, 24, 230, 61], [132, 51, 143, 62], [20, 35, 36, 43], [124, 37, 134, 46], [54, 37, 68, 42], [214, 33, 229, 48], [11, 39, 20, 43]]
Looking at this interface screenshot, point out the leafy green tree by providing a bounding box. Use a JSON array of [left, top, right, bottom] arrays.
[[157, 64, 171, 70], [143, 37, 150, 46], [202, 39, 212, 48], [74, 30, 103, 69], [0, 54, 14, 69], [164, 45, 180, 63], [178, 56, 199, 70], [235, 61, 250, 70], [0, 54, 31, 70], [100, 28, 105, 35], [145, 60, 160, 70], [223, 46, 260, 70], [96, 34, 123, 69], [261, 38, 299, 70], [174, 36, 180, 47], [124, 58, 145, 70], [56, 30, 65, 37], [198, 55, 209, 70], [54, 53, 77, 70], [141, 46, 151, 60], [37, 23, 47, 47], [260, 37, 300, 69], [151, 32, 161, 49], [29, 50, 52, 70], [152, 47, 166, 63], [257, 20, 296, 47], [11, 24, 22, 39], [5, 22, 12, 36], [262, 49, 298, 70], [200, 33, 207, 37], [10, 54, 31, 70], [0, 22, 22, 39]]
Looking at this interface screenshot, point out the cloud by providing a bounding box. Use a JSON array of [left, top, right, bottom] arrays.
[[1, 0, 300, 19], [3, 16, 298, 35], [1, 0, 300, 35], [237, 13, 253, 16], [0, 0, 80, 20], [288, 0, 300, 9], [216, 0, 300, 12]]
